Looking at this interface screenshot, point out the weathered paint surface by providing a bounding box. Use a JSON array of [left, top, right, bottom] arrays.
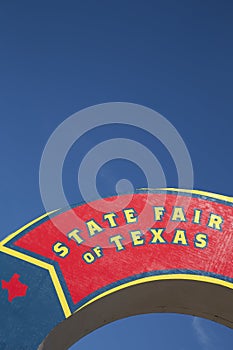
[[1, 189, 233, 349]]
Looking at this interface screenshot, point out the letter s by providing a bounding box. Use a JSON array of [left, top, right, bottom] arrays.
[[53, 242, 70, 258]]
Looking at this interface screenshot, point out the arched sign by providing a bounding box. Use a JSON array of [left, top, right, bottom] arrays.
[[0, 189, 233, 349]]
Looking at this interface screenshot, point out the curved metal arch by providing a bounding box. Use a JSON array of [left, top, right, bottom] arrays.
[[0, 189, 232, 349]]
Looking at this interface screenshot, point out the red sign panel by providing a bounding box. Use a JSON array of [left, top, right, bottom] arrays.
[[5, 189, 233, 314]]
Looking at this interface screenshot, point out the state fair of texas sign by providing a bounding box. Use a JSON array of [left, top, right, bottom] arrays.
[[1, 188, 233, 349]]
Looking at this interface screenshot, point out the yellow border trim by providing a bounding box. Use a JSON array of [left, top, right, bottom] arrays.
[[0, 210, 58, 246], [0, 245, 71, 318], [1, 188, 233, 318], [77, 188, 233, 312], [77, 273, 233, 312], [139, 187, 233, 203], [2, 188, 233, 248], [0, 210, 71, 318]]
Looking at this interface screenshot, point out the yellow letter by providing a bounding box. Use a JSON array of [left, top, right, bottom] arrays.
[[53, 242, 69, 258], [123, 208, 137, 224], [83, 252, 95, 264], [109, 234, 125, 251], [194, 233, 208, 249], [67, 229, 84, 245], [130, 230, 144, 246], [150, 228, 167, 244], [93, 246, 103, 258], [86, 219, 104, 237], [103, 213, 118, 227], [171, 207, 186, 222], [172, 229, 188, 245], [193, 209, 202, 224], [153, 206, 165, 221], [207, 214, 223, 231]]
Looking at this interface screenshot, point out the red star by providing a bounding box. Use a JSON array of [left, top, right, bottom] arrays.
[[1, 273, 28, 302]]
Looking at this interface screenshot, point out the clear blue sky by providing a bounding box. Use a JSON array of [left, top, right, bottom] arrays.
[[0, 1, 233, 349]]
